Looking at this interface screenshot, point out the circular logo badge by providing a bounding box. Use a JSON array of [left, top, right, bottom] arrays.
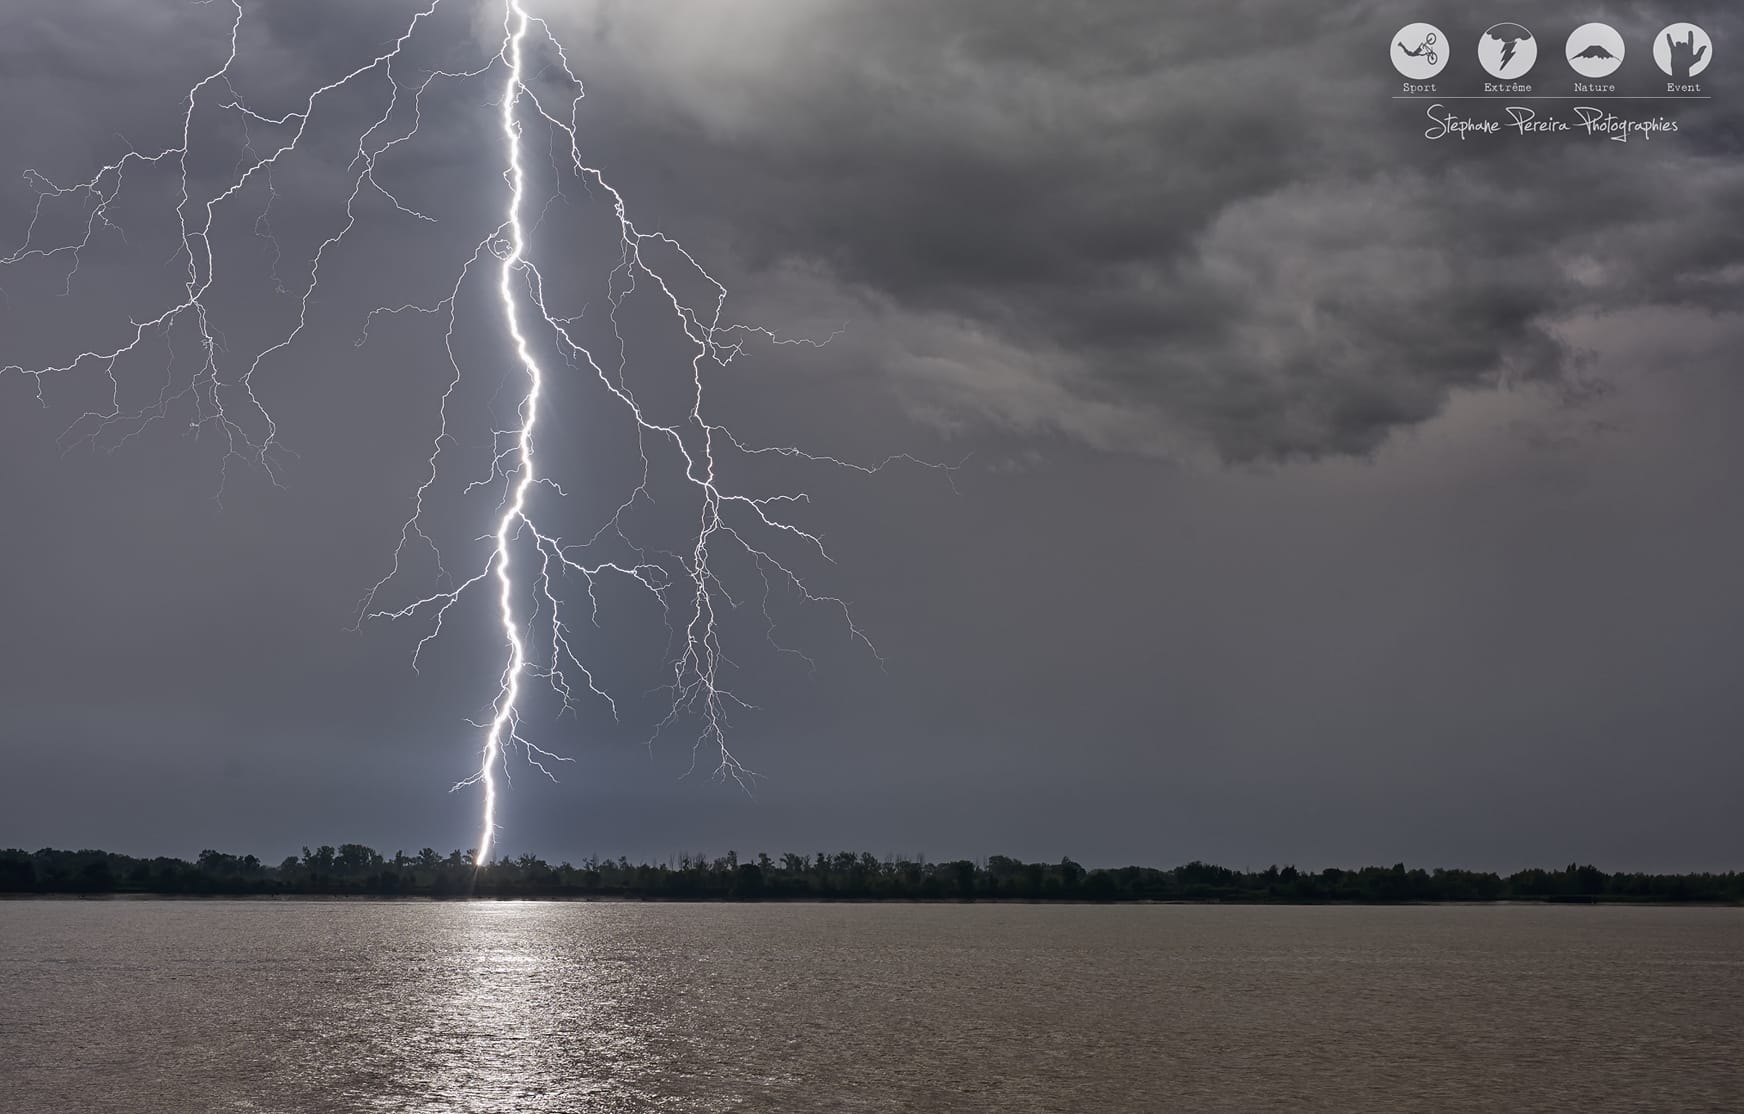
[[1566, 23, 1625, 78], [1392, 23, 1448, 79], [1654, 23, 1712, 78], [1479, 23, 1537, 80]]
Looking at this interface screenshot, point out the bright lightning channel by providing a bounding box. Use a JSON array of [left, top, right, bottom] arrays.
[[478, 3, 543, 865], [0, 0, 951, 867]]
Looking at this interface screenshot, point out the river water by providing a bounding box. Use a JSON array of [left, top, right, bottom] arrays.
[[2, 900, 1740, 1112]]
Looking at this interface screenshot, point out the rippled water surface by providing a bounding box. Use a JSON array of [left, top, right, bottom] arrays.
[[2, 900, 1741, 1112]]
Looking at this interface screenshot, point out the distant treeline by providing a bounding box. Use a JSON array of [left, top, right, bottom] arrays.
[[2, 846, 1741, 903]]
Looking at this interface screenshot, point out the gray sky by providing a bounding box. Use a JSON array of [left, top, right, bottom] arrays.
[[1, 1, 1740, 872]]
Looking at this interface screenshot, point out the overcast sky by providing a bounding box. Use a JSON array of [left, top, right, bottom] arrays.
[[1, 1, 1741, 872]]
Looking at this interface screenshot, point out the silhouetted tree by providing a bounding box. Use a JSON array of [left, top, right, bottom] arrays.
[[1, 845, 1738, 904]]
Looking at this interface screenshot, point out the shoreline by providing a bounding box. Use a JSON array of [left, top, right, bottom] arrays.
[[5, 892, 1740, 908]]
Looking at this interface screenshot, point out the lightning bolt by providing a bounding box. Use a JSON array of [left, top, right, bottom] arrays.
[[1500, 38, 1520, 70], [1, 0, 951, 867]]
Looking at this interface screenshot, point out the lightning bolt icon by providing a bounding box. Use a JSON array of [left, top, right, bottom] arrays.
[[2, 0, 952, 867]]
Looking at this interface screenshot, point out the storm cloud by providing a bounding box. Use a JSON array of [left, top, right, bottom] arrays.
[[536, 1, 1744, 460]]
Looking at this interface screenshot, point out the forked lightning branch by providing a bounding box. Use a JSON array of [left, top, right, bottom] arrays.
[[0, 0, 943, 862]]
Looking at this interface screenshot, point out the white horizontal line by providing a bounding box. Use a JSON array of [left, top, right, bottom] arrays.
[[1392, 95, 1711, 100]]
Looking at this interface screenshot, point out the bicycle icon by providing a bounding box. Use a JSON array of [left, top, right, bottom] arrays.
[[1398, 32, 1438, 66], [1391, 23, 1449, 79]]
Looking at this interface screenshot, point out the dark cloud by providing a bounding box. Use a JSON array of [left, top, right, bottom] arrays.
[[550, 1, 1744, 461]]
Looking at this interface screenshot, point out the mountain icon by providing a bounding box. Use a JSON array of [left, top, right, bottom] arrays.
[[1565, 22, 1625, 78]]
